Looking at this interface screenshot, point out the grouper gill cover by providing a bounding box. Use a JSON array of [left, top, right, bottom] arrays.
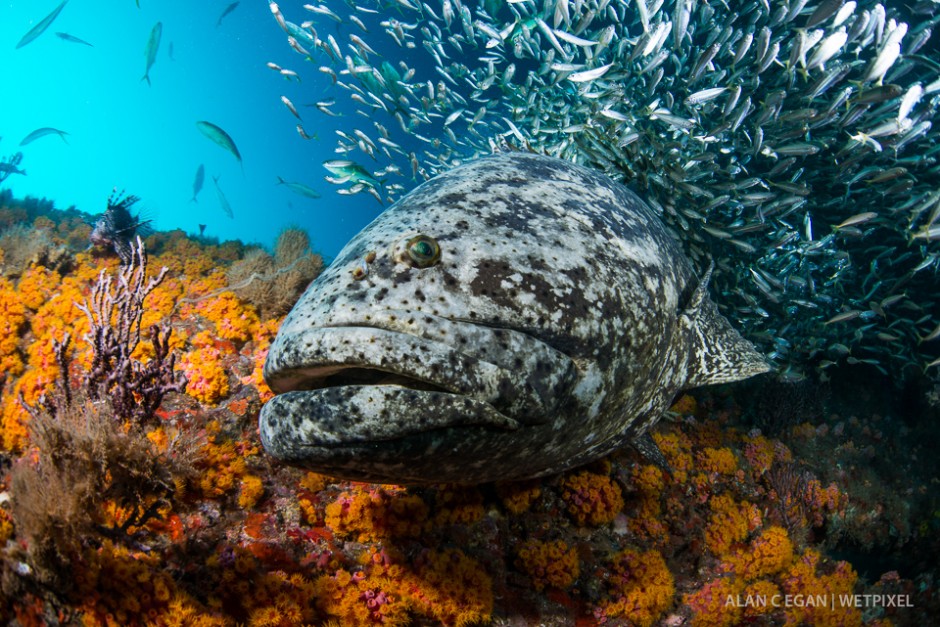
[[260, 153, 770, 484]]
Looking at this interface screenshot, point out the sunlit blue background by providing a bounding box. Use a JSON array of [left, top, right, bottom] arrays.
[[1, 0, 383, 259]]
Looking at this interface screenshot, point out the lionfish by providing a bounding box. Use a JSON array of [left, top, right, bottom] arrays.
[[89, 189, 153, 264]]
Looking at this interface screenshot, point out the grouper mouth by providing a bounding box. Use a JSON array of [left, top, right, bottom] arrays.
[[259, 312, 579, 450]]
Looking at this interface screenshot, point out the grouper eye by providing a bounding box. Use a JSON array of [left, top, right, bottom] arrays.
[[406, 234, 441, 268]]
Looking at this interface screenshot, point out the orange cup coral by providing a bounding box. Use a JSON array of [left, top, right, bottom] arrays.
[[723, 525, 794, 580], [516, 539, 579, 591], [596, 548, 675, 626], [179, 346, 230, 405], [704, 494, 761, 556], [559, 469, 624, 526]]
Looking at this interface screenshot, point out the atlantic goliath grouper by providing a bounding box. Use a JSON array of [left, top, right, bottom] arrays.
[[259, 153, 770, 484]]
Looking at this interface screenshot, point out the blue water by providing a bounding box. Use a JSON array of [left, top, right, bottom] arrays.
[[1, 0, 381, 259]]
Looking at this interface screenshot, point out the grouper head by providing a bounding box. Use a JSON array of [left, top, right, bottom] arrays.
[[259, 153, 769, 484]]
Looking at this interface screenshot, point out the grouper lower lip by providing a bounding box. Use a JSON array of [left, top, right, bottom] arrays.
[[259, 385, 520, 451], [262, 323, 578, 425]]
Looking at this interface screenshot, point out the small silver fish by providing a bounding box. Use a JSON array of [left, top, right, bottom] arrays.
[[567, 63, 613, 82], [805, 0, 846, 28], [16, 0, 69, 49], [217, 1, 240, 27], [834, 212, 878, 229], [196, 121, 242, 166], [190, 164, 205, 203], [281, 95, 302, 120], [211, 175, 234, 219], [919, 321, 940, 343], [141, 22, 163, 86], [55, 31, 93, 47], [898, 83, 924, 122], [806, 30, 847, 70], [685, 87, 726, 106], [276, 176, 321, 199], [19, 127, 69, 146], [825, 310, 863, 325]]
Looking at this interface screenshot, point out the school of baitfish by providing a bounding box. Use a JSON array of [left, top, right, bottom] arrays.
[[269, 0, 940, 381]]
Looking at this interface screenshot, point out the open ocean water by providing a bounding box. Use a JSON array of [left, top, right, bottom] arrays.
[[1, 0, 385, 259]]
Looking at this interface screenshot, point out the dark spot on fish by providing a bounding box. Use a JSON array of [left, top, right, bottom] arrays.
[[393, 270, 414, 286], [438, 192, 468, 205]]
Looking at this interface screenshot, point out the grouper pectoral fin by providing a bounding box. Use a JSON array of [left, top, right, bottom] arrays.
[[679, 261, 772, 387], [631, 431, 672, 473]]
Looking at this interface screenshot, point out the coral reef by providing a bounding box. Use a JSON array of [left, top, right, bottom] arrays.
[[0, 277, 27, 382], [515, 539, 579, 591], [0, 193, 937, 625], [8, 396, 199, 594], [596, 548, 674, 625], [0, 223, 71, 278], [5, 241, 199, 598], [73, 241, 186, 424], [179, 343, 231, 405], [559, 468, 625, 527]]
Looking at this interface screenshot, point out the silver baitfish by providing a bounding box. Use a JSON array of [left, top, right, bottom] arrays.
[[271, 0, 940, 379], [141, 21, 162, 86], [259, 154, 769, 484]]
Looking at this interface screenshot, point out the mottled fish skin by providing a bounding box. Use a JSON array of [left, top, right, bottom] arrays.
[[260, 153, 769, 484]]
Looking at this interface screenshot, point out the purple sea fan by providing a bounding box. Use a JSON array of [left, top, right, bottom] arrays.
[[76, 237, 186, 424]]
